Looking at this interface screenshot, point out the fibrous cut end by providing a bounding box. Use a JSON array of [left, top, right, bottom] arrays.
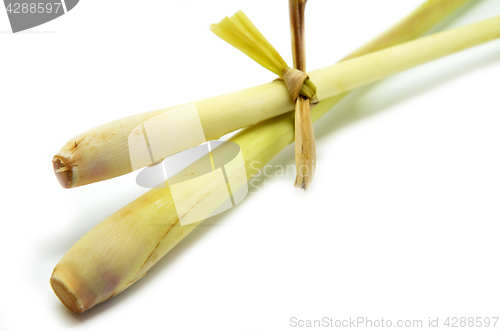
[[52, 156, 72, 189], [50, 275, 85, 313]]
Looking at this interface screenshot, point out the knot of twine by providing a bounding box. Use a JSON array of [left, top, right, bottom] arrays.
[[281, 67, 319, 104], [210, 4, 318, 189]]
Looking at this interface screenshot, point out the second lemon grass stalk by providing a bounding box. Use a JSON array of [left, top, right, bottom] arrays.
[[53, 0, 496, 189], [51, 0, 477, 313]]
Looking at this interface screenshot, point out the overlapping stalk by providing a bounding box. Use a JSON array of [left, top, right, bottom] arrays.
[[51, 0, 480, 313]]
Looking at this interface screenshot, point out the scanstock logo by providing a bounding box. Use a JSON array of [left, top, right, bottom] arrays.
[[128, 103, 249, 226], [3, 0, 79, 33]]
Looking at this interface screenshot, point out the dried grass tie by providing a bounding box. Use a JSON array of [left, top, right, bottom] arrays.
[[210, 1, 318, 190]]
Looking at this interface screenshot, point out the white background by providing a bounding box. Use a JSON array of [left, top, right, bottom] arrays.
[[1, 0, 500, 330]]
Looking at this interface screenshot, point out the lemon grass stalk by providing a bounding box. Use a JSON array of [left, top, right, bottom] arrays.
[[51, 0, 476, 313], [52, 0, 484, 189]]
